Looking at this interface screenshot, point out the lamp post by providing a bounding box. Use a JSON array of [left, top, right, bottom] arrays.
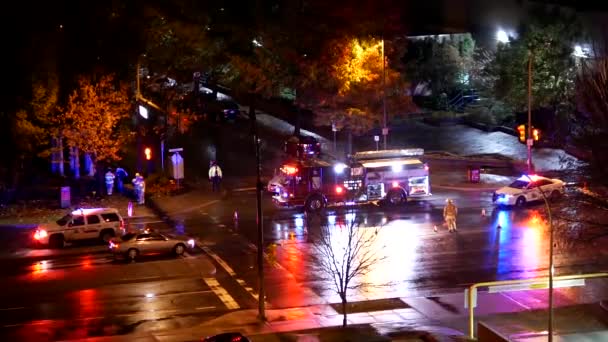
[[525, 175, 554, 341], [382, 37, 387, 150], [136, 57, 165, 172], [527, 51, 534, 174]]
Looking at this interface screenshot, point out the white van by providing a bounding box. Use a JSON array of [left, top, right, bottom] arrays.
[[33, 208, 125, 248]]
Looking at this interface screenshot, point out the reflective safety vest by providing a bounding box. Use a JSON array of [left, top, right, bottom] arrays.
[[105, 172, 115, 184]]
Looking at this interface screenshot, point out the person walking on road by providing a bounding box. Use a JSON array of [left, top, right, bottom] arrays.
[[443, 198, 458, 232], [105, 169, 115, 196], [208, 161, 223, 192]]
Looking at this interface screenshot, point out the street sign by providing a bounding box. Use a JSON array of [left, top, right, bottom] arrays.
[[382, 128, 389, 135], [488, 279, 585, 293], [464, 288, 477, 308], [170, 153, 184, 180], [374, 135, 380, 142], [169, 148, 184, 153], [527, 138, 534, 147]]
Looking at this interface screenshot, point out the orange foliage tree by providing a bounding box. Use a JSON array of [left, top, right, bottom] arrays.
[[63, 75, 132, 163], [300, 36, 415, 152]]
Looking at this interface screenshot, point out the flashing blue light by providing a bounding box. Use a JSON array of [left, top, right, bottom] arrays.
[[334, 163, 347, 174]]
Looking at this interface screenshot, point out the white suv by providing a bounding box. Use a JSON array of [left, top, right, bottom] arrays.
[[33, 208, 125, 248]]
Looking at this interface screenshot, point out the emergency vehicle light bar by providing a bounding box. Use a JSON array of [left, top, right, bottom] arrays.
[[353, 148, 424, 160]]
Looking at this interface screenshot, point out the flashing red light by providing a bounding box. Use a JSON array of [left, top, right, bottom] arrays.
[[34, 229, 48, 240], [335, 186, 343, 194], [282, 165, 298, 175], [392, 181, 399, 188]]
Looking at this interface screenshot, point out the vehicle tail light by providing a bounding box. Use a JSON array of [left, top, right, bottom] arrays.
[[336, 186, 343, 194], [392, 181, 399, 188], [120, 219, 125, 229], [34, 229, 48, 240]]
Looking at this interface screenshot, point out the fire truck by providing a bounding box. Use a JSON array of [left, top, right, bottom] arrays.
[[271, 149, 431, 212]]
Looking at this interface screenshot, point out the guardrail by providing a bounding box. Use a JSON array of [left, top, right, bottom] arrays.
[[466, 272, 608, 339]]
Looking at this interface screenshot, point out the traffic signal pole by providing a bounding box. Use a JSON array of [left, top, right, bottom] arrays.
[[527, 52, 533, 174]]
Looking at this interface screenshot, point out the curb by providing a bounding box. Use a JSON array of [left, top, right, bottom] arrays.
[[433, 184, 499, 192]]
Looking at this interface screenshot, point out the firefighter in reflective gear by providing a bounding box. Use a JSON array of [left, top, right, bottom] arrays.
[[208, 161, 223, 192], [105, 169, 115, 195], [443, 198, 458, 232]]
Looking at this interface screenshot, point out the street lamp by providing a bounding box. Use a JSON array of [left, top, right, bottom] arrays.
[[138, 105, 149, 119], [496, 29, 509, 44], [524, 175, 554, 342]]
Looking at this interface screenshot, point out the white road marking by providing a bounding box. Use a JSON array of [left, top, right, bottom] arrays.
[[0, 307, 24, 311], [201, 246, 262, 302], [195, 306, 216, 311], [200, 246, 236, 277], [203, 278, 240, 310], [500, 292, 531, 310]]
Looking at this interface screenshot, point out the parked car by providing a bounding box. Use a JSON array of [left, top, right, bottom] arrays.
[[492, 174, 565, 207], [33, 208, 125, 248], [109, 231, 196, 261]]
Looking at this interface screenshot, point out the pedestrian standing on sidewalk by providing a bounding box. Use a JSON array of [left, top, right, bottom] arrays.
[[208, 161, 223, 192], [115, 167, 128, 194], [132, 173, 141, 202], [136, 174, 146, 205], [105, 168, 115, 196], [443, 198, 458, 232]]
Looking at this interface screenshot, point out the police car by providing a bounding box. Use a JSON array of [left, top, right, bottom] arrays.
[[492, 175, 565, 207]]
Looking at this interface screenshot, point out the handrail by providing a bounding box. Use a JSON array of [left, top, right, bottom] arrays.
[[467, 272, 608, 339]]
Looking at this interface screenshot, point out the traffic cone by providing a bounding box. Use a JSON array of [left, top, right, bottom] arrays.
[[481, 208, 486, 217]]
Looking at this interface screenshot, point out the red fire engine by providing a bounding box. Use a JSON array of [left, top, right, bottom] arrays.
[[271, 149, 431, 212]]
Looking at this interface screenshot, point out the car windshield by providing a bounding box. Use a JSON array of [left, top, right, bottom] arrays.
[[56, 214, 71, 226], [508, 180, 529, 189], [120, 233, 137, 241]]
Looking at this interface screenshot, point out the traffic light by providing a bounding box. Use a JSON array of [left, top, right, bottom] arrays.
[[532, 128, 540, 141], [517, 124, 526, 143], [144, 147, 152, 160]]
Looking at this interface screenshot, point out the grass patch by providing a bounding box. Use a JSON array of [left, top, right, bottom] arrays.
[[330, 298, 409, 315]]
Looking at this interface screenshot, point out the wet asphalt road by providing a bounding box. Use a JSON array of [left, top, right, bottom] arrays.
[[0, 117, 605, 340]]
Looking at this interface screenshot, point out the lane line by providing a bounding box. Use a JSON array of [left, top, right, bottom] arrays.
[[0, 307, 25, 311], [203, 277, 240, 310], [200, 246, 236, 277], [232, 187, 257, 192], [500, 292, 531, 310], [143, 290, 213, 298], [201, 245, 261, 302]]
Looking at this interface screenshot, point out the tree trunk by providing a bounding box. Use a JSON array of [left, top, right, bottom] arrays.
[[73, 147, 80, 180], [84, 153, 94, 176], [58, 137, 65, 177], [341, 297, 348, 328]]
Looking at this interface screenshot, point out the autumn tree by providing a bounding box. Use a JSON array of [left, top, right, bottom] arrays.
[[63, 74, 131, 176], [311, 211, 385, 327], [300, 36, 415, 153]]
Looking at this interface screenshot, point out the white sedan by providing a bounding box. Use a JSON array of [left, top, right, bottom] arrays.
[[492, 175, 565, 207]]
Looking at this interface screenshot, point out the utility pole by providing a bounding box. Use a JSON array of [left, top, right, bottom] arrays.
[[382, 37, 388, 150], [249, 100, 266, 321], [527, 51, 533, 173]]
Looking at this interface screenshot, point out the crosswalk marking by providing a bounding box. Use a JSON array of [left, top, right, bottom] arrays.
[[203, 277, 240, 310]]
